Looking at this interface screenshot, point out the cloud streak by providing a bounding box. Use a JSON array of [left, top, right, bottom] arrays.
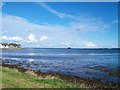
[[0, 36, 22, 41], [37, 2, 75, 19]]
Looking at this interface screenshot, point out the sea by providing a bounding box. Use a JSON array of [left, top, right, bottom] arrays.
[[1, 48, 119, 83]]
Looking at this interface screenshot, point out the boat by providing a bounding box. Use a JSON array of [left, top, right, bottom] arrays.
[[67, 47, 71, 49]]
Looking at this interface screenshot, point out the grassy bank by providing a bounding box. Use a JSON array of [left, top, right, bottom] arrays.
[[1, 67, 85, 88], [1, 64, 119, 89]]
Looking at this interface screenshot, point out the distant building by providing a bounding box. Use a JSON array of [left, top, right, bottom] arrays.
[[0, 43, 21, 49]]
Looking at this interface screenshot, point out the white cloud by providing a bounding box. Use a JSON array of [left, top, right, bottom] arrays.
[[84, 41, 97, 48], [0, 36, 8, 40], [0, 36, 22, 41], [10, 36, 22, 41], [3, 14, 28, 23], [76, 25, 84, 31], [27, 34, 37, 43], [2, 14, 112, 48], [71, 18, 110, 32], [37, 2, 74, 19], [40, 35, 49, 41]]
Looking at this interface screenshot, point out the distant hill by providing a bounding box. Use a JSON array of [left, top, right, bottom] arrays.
[[0, 43, 21, 49]]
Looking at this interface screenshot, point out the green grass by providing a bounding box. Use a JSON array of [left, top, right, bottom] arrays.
[[1, 67, 86, 88]]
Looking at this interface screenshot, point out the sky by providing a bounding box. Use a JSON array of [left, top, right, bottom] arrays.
[[0, 2, 118, 48]]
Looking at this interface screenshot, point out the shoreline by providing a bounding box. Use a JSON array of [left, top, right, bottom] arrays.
[[0, 48, 25, 50], [1, 64, 119, 89], [1, 66, 82, 88]]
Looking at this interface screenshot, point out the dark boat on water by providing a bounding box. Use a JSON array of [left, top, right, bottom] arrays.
[[67, 47, 71, 49]]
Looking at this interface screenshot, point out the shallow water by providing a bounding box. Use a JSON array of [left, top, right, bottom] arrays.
[[1, 48, 119, 83]]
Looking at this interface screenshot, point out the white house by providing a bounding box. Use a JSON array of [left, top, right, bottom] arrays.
[[0, 44, 4, 48]]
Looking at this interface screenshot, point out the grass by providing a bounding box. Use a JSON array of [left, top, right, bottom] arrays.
[[1, 67, 86, 88]]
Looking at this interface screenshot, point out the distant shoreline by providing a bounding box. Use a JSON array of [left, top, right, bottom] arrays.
[[0, 48, 25, 50], [15, 47, 120, 49], [0, 47, 119, 50], [0, 47, 119, 51]]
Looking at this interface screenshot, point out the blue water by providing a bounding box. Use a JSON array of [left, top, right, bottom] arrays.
[[1, 48, 119, 83]]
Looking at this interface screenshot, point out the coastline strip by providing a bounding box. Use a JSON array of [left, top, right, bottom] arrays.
[[1, 64, 119, 89]]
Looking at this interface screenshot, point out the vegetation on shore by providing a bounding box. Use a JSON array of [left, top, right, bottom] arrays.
[[1, 64, 119, 89], [1, 67, 85, 88]]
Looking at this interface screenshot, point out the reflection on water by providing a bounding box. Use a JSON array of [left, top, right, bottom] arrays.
[[1, 48, 119, 83]]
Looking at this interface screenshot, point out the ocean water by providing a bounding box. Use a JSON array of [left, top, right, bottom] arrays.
[[1, 48, 119, 83]]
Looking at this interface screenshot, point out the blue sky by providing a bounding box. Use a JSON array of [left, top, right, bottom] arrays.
[[0, 2, 118, 48]]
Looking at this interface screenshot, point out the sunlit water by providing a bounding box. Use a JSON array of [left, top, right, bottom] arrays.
[[1, 48, 119, 83]]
